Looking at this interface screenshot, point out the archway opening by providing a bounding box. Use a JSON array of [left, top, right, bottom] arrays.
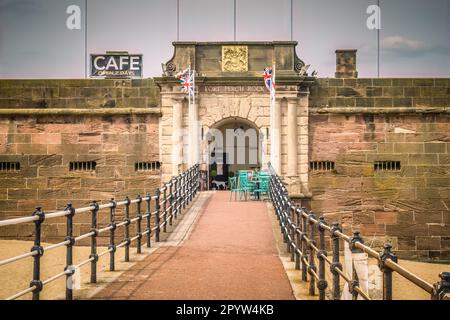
[[206, 117, 262, 189]]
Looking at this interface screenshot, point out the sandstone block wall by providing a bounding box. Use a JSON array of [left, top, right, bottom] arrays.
[[0, 80, 161, 243], [309, 78, 450, 261], [0, 79, 159, 109]]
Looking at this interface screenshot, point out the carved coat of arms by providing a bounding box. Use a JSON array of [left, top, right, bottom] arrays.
[[222, 46, 248, 72]]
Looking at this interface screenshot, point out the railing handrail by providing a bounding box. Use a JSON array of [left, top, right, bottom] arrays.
[[0, 164, 201, 300], [268, 163, 448, 300]]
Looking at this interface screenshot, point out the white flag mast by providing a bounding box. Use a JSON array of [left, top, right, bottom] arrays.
[[269, 63, 276, 170]]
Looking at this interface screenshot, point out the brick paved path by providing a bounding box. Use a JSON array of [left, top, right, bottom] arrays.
[[94, 191, 295, 300]]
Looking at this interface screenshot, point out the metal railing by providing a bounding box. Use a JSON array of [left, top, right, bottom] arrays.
[[268, 164, 449, 300], [0, 164, 200, 300]]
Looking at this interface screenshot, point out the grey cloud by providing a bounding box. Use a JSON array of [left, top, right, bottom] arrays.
[[381, 35, 450, 58]]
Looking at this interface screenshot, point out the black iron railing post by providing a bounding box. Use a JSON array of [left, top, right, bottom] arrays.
[[64, 203, 76, 300], [173, 178, 178, 219], [350, 231, 364, 300], [195, 165, 199, 193], [90, 201, 99, 283], [317, 216, 328, 300], [308, 213, 317, 296], [330, 223, 342, 300], [145, 193, 151, 248], [283, 196, 289, 247], [295, 205, 301, 270], [109, 198, 117, 271], [155, 188, 161, 242], [433, 272, 450, 300], [136, 195, 142, 254], [189, 169, 193, 203], [379, 243, 397, 300], [124, 196, 131, 262], [188, 169, 192, 202], [181, 173, 185, 210], [163, 186, 167, 232], [290, 205, 295, 262], [169, 179, 173, 226], [301, 208, 308, 281], [30, 207, 45, 300]]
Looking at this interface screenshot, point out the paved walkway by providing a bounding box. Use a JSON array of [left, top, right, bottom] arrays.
[[94, 191, 295, 300]]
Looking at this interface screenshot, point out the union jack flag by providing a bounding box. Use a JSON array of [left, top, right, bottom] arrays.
[[263, 68, 275, 91], [179, 72, 194, 95], [175, 68, 189, 79]]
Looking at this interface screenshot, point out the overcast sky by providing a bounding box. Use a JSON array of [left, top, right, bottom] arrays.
[[0, 0, 449, 78]]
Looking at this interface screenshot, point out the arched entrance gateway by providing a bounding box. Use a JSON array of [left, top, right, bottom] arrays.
[[207, 117, 261, 188], [154, 42, 314, 198]]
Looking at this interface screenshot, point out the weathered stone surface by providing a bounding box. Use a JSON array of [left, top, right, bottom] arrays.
[[310, 112, 449, 260], [0, 106, 160, 241]]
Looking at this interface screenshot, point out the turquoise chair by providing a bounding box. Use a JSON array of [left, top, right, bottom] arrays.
[[229, 176, 242, 201], [238, 171, 255, 200], [252, 175, 270, 201]]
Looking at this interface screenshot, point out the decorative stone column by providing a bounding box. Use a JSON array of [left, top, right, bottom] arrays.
[[172, 97, 184, 175], [287, 97, 298, 177], [270, 98, 282, 174]]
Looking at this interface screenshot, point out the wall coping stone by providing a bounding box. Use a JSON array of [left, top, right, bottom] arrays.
[[0, 108, 162, 117], [310, 106, 450, 115]]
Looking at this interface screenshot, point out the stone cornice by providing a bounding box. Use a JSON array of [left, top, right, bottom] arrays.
[[310, 106, 450, 114], [0, 108, 162, 117], [154, 76, 316, 87]]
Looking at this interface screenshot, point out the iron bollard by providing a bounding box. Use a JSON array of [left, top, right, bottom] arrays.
[[432, 272, 450, 300], [30, 207, 45, 300], [136, 195, 142, 254], [155, 188, 161, 242], [145, 193, 151, 248], [301, 208, 308, 282], [163, 186, 167, 232], [124, 197, 131, 262], [295, 205, 301, 270], [330, 223, 342, 300], [308, 213, 317, 296], [109, 198, 117, 271], [64, 203, 75, 300], [169, 179, 173, 226], [317, 216, 328, 300], [379, 243, 397, 300], [90, 201, 99, 283]]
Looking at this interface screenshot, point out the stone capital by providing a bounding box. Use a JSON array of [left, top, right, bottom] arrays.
[[171, 95, 186, 103], [286, 97, 299, 104]]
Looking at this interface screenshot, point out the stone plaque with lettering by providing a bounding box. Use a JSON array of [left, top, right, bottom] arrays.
[[222, 46, 248, 72]]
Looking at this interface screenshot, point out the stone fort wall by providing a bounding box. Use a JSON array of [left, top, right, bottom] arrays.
[[0, 79, 161, 243], [309, 78, 450, 260], [0, 77, 449, 260]]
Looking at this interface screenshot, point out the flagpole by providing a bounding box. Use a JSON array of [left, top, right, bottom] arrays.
[[270, 64, 276, 170], [188, 65, 192, 166], [193, 67, 197, 164]]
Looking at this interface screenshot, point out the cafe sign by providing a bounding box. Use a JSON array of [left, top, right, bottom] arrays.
[[90, 52, 143, 78]]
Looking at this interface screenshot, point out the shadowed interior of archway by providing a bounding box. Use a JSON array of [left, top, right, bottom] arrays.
[[206, 117, 263, 188]]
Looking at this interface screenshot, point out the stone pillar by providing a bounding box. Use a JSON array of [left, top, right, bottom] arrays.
[[335, 49, 358, 78], [298, 92, 310, 196], [188, 99, 200, 166], [172, 97, 183, 175], [270, 98, 281, 173], [287, 97, 298, 177]]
